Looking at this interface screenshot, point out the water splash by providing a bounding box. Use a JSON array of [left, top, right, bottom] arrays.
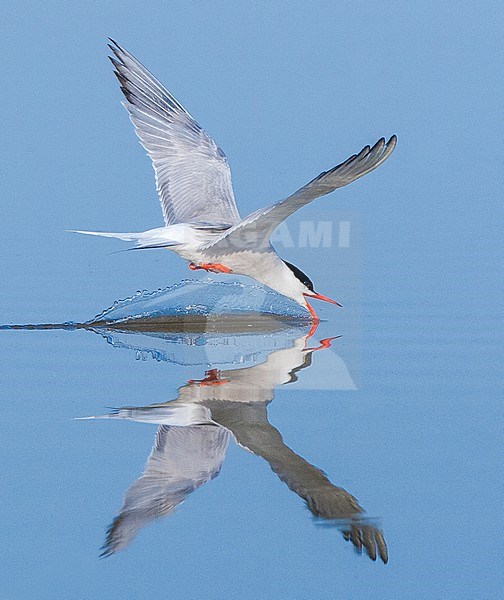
[[81, 280, 311, 367], [92, 323, 310, 368], [89, 279, 308, 324], [0, 279, 310, 333]]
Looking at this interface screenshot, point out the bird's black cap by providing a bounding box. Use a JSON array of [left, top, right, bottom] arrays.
[[283, 260, 314, 292]]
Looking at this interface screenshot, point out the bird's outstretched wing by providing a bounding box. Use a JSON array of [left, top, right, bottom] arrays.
[[202, 136, 396, 253], [101, 424, 230, 556], [109, 39, 241, 227], [210, 402, 388, 563]]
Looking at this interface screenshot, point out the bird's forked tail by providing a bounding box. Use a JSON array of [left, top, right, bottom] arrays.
[[67, 229, 179, 250], [67, 230, 140, 242]]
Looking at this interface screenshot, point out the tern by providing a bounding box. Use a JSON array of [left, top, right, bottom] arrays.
[[72, 40, 396, 321], [86, 329, 387, 561]]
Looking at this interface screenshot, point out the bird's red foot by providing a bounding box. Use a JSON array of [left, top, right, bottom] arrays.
[[188, 262, 233, 274], [188, 368, 229, 387]]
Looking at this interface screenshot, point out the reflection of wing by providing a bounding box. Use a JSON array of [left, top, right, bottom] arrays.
[[210, 402, 388, 563], [92, 330, 386, 561], [102, 424, 230, 556], [109, 40, 240, 227]]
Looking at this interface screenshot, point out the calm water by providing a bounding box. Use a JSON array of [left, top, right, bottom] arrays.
[[0, 295, 500, 600], [1, 3, 501, 598]]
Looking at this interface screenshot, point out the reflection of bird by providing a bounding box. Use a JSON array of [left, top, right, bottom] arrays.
[[101, 424, 230, 556], [90, 332, 387, 562], [71, 40, 396, 321]]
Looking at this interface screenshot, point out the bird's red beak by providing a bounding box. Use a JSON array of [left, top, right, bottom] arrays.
[[304, 292, 342, 307]]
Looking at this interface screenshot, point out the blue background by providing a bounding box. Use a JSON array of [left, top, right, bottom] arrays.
[[0, 2, 501, 599]]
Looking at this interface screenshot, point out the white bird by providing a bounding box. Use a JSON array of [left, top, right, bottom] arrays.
[[71, 39, 397, 321], [87, 330, 387, 561]]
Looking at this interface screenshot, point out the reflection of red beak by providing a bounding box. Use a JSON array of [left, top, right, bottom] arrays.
[[304, 292, 342, 307]]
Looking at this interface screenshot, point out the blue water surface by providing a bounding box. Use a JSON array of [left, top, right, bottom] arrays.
[[0, 2, 501, 600]]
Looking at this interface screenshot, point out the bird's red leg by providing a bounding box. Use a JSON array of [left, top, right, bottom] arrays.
[[188, 262, 232, 274], [188, 368, 229, 386], [203, 263, 233, 274]]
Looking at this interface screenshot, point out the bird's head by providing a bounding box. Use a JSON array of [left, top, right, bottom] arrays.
[[282, 260, 341, 308]]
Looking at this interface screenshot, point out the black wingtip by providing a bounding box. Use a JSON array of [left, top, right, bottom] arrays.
[[385, 135, 398, 155], [108, 39, 127, 61], [110, 58, 122, 74], [108, 43, 122, 61]]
